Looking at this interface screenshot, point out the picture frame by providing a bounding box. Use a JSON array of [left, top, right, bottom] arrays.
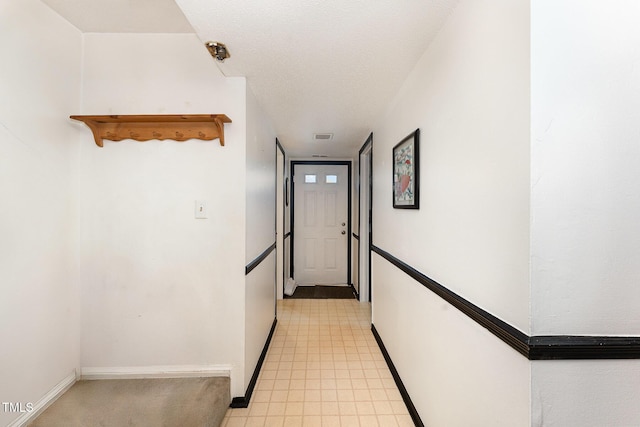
[[392, 128, 420, 209]]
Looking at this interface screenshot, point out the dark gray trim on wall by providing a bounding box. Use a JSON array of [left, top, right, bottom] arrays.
[[230, 318, 278, 408], [290, 160, 352, 285], [371, 245, 640, 360], [246, 242, 276, 275], [276, 138, 287, 307], [371, 325, 424, 427], [358, 133, 373, 302]]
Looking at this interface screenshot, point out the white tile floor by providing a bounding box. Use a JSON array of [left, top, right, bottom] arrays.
[[221, 299, 413, 427]]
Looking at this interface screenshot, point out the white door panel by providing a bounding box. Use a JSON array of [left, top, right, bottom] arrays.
[[294, 164, 349, 285]]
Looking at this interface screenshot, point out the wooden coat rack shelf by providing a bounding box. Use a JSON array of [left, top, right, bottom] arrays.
[[70, 114, 232, 147]]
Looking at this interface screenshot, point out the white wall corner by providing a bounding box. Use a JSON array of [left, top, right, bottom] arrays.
[[6, 370, 77, 427]]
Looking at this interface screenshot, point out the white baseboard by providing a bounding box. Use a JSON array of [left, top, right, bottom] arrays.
[[80, 364, 232, 380], [6, 370, 77, 427]]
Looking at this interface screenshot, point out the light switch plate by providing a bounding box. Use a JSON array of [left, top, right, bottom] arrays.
[[195, 200, 207, 219]]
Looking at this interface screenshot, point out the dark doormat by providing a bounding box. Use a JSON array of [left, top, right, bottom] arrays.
[[287, 285, 355, 299]]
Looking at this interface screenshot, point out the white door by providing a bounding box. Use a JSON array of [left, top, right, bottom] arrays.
[[293, 164, 349, 285]]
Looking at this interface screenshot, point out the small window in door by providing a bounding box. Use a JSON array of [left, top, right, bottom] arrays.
[[305, 174, 317, 183], [325, 175, 338, 184]]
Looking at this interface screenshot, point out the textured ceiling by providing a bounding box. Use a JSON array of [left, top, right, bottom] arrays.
[[41, 0, 457, 157], [41, 0, 194, 33], [177, 0, 457, 157]]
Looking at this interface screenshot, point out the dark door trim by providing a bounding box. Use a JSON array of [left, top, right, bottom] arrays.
[[358, 134, 373, 302], [290, 160, 352, 285], [275, 139, 286, 301]]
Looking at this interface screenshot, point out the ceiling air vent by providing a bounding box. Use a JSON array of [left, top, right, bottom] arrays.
[[313, 133, 334, 141]]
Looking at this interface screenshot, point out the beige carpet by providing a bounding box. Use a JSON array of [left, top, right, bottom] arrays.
[[28, 377, 230, 427]]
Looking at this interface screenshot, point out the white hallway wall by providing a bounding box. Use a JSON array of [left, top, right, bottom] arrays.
[[0, 1, 83, 426], [531, 0, 640, 339], [531, 1, 640, 426], [370, 0, 640, 426], [370, 0, 531, 426], [0, 21, 277, 417], [244, 85, 277, 390], [78, 33, 250, 396]]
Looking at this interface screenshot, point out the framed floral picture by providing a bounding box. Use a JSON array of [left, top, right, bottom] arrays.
[[392, 129, 420, 209]]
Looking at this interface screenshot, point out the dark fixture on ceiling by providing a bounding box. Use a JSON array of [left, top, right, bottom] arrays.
[[205, 41, 230, 62]]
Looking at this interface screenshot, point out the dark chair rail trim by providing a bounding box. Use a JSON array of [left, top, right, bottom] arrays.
[[371, 244, 640, 360], [245, 242, 276, 275]]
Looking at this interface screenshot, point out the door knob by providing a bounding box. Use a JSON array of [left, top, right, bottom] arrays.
[[342, 222, 346, 226], [341, 230, 346, 235]]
